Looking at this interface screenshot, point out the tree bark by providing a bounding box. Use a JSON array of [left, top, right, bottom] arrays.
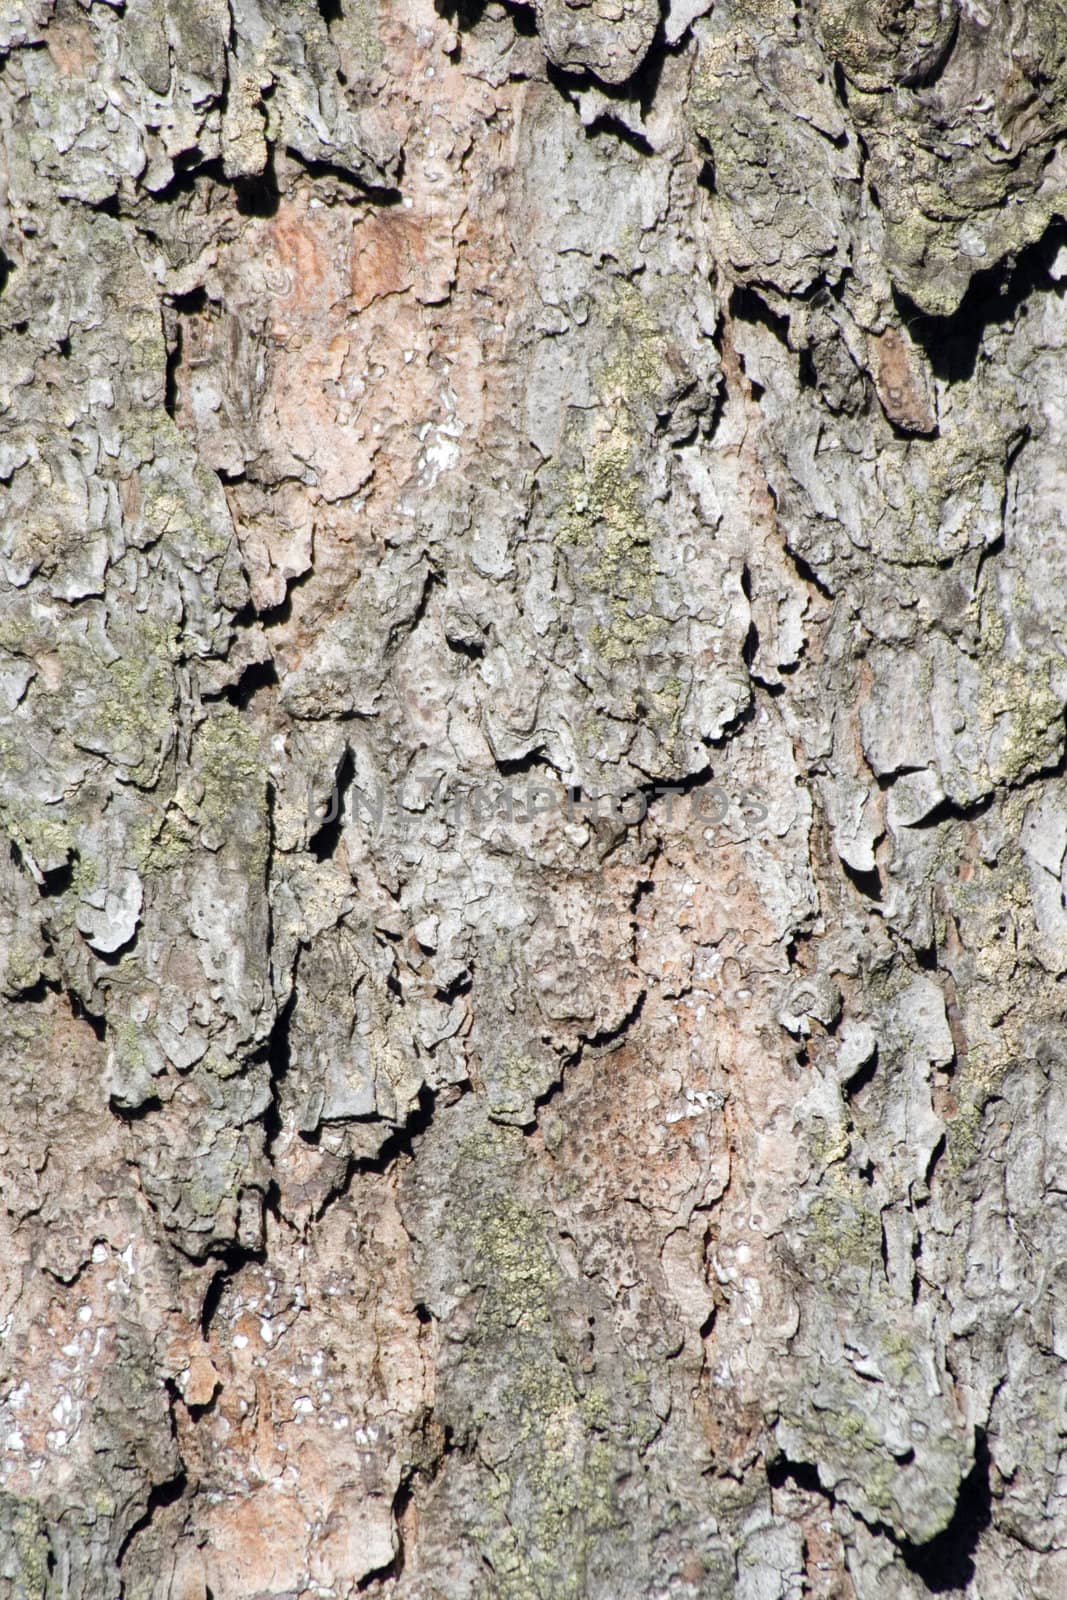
[[2, 1, 1067, 1595]]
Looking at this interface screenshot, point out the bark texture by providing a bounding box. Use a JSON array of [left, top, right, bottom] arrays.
[[2, 0, 1067, 1595]]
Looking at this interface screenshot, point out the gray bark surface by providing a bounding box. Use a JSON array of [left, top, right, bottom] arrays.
[[1, 0, 1067, 1595]]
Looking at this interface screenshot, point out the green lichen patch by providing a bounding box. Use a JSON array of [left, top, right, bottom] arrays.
[[597, 278, 674, 409], [557, 417, 669, 669], [0, 1492, 53, 1599], [133, 703, 268, 875], [806, 1181, 883, 1282], [58, 616, 179, 788], [431, 1114, 653, 1598], [987, 657, 1065, 788], [473, 1193, 558, 1331]]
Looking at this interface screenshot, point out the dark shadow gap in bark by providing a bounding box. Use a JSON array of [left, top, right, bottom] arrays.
[[525, 1047, 569, 1126], [231, 560, 316, 630], [874, 765, 925, 792], [38, 853, 75, 896], [309, 743, 355, 860], [9, 974, 54, 1005], [493, 746, 560, 779], [84, 193, 121, 217], [445, 633, 486, 661], [92, 927, 141, 966], [199, 1240, 266, 1336], [630, 874, 655, 914], [740, 563, 767, 682], [983, 423, 1031, 586], [629, 763, 715, 807], [582, 113, 655, 157], [904, 790, 995, 831], [900, 8, 959, 89], [109, 1094, 164, 1122], [284, 146, 403, 208], [769, 1432, 991, 1593], [894, 217, 1067, 384], [358, 1417, 463, 1593], [433, 968, 472, 1005], [116, 1464, 189, 1575], [841, 1044, 878, 1098], [388, 565, 441, 651], [842, 858, 883, 903], [355, 1088, 439, 1175], [145, 149, 283, 216], [312, 1084, 442, 1222], [578, 986, 646, 1052], [729, 283, 792, 349], [704, 694, 758, 748], [165, 284, 208, 317], [163, 320, 182, 420], [435, 0, 538, 37], [898, 1429, 992, 1592], [925, 1131, 947, 1188], [832, 60, 850, 108], [767, 1453, 824, 1495], [203, 656, 279, 710], [262, 988, 296, 1158], [911, 1231, 923, 1305], [138, 147, 216, 207], [200, 1265, 228, 1339], [234, 146, 281, 217], [529, 994, 647, 1132], [781, 534, 834, 600], [797, 344, 818, 393], [543, 42, 667, 117], [357, 1474, 414, 1589]]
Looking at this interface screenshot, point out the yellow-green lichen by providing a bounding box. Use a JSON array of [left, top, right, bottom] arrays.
[[807, 1181, 883, 1279], [558, 417, 668, 667], [809, 1116, 852, 1173], [474, 1194, 557, 1331], [452, 1129, 637, 1598], [987, 656, 1064, 787], [598, 279, 672, 407], [5, 1499, 51, 1598], [112, 1019, 149, 1077], [338, 0, 384, 71], [486, 1048, 543, 1122], [133, 704, 267, 875], [1, 808, 74, 876], [56, 616, 179, 787]]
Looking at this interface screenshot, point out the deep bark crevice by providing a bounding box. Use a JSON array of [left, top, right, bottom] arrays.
[[898, 1431, 992, 1593], [894, 218, 1067, 383], [309, 744, 356, 860]]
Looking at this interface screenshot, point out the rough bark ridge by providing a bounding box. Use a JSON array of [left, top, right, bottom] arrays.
[[2, 0, 1067, 1595]]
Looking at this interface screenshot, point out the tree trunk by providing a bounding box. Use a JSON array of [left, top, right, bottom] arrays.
[[2, 1, 1067, 1595]]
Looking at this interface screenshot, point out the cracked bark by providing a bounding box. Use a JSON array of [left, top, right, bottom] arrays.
[[2, 0, 1067, 1595]]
